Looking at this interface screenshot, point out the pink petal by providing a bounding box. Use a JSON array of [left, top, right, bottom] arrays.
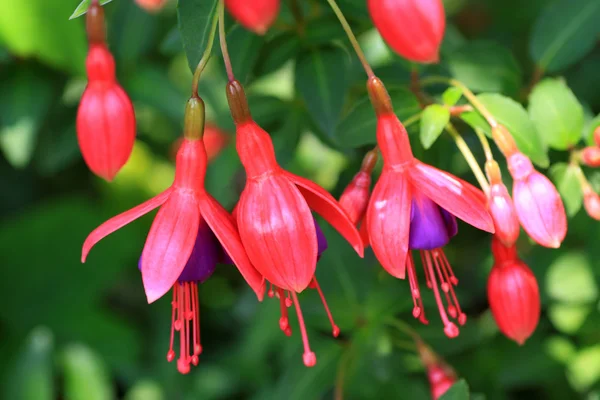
[[409, 162, 494, 233], [358, 215, 370, 248], [367, 169, 411, 279], [284, 171, 364, 257], [81, 189, 172, 262], [197, 192, 265, 300], [141, 190, 200, 303]]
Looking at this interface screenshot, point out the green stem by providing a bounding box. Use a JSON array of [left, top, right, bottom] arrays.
[[191, 5, 220, 96], [218, 0, 234, 81], [474, 128, 494, 162], [324, 0, 374, 78], [385, 317, 418, 340], [446, 124, 490, 194], [403, 112, 422, 128]]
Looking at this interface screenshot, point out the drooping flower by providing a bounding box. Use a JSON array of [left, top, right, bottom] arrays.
[[594, 126, 600, 147], [226, 80, 363, 365], [581, 146, 600, 167], [368, 0, 445, 63], [416, 339, 458, 400], [135, 0, 168, 12], [583, 186, 600, 220], [488, 237, 540, 345], [77, 1, 136, 181], [171, 123, 230, 163], [82, 96, 264, 303], [363, 77, 494, 336], [137, 221, 221, 374], [485, 160, 520, 247], [339, 149, 377, 225], [224, 0, 280, 35]]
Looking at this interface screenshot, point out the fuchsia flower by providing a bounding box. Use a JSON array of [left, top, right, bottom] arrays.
[[224, 0, 280, 35], [583, 186, 600, 221], [488, 237, 540, 345], [226, 80, 363, 365], [77, 2, 135, 181], [581, 146, 600, 167], [339, 149, 377, 225], [363, 77, 494, 337], [486, 160, 520, 247], [416, 339, 458, 400], [82, 97, 264, 304]]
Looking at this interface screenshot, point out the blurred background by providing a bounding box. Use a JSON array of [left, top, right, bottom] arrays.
[[1, 0, 600, 399]]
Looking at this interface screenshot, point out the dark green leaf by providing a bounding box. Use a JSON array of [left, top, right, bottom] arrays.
[[296, 47, 350, 139], [177, 0, 218, 72], [303, 17, 347, 45], [530, 0, 600, 72], [528, 78, 584, 150], [108, 0, 159, 65], [70, 0, 114, 19], [420, 104, 450, 149], [224, 25, 264, 84], [549, 163, 584, 217], [439, 379, 470, 400], [447, 41, 522, 95], [336, 88, 420, 148], [254, 33, 300, 76]]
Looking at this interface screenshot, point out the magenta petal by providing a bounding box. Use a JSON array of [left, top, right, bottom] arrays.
[[409, 162, 494, 233], [82, 189, 172, 262], [141, 190, 200, 303]]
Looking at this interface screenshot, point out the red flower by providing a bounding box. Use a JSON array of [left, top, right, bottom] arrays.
[[581, 146, 600, 167], [224, 0, 280, 35], [486, 160, 520, 247], [583, 186, 600, 220], [77, 2, 136, 181], [488, 237, 540, 345], [171, 124, 229, 163], [135, 0, 168, 12], [82, 97, 264, 303], [368, 0, 445, 63], [416, 339, 457, 400], [594, 126, 600, 147], [339, 149, 377, 225]]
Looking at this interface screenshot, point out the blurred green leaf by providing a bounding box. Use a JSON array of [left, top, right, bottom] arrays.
[[225, 25, 264, 84], [462, 93, 549, 167], [124, 380, 164, 400], [567, 345, 600, 391], [70, 0, 114, 19], [530, 0, 600, 72], [336, 88, 420, 148], [254, 33, 300, 76], [420, 104, 450, 149], [528, 78, 584, 150], [549, 163, 583, 217], [439, 379, 470, 400], [546, 252, 597, 304], [447, 41, 522, 95], [548, 304, 591, 334], [303, 16, 347, 46], [60, 344, 113, 400], [584, 114, 600, 146], [296, 47, 350, 139], [177, 0, 218, 72], [442, 87, 463, 106], [3, 327, 54, 400]]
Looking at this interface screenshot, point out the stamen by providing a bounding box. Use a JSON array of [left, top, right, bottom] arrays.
[[268, 283, 275, 298], [277, 288, 291, 336], [407, 253, 428, 324], [167, 285, 177, 363], [290, 292, 317, 367], [285, 292, 293, 308], [177, 282, 190, 374], [420, 250, 433, 288], [421, 251, 459, 338], [311, 277, 340, 337], [191, 283, 202, 365], [439, 251, 466, 325]]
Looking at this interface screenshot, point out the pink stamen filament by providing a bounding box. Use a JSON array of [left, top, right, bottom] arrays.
[[291, 291, 317, 367], [167, 282, 203, 374], [311, 277, 340, 337], [277, 288, 292, 336], [407, 253, 428, 324]]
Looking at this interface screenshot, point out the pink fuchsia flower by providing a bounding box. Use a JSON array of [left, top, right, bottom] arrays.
[[339, 149, 377, 225], [583, 186, 600, 220], [224, 0, 280, 35], [363, 77, 494, 336], [77, 2, 135, 181], [488, 237, 540, 345], [82, 97, 264, 303], [485, 160, 520, 247], [416, 339, 457, 400], [580, 146, 600, 167], [135, 0, 168, 12]]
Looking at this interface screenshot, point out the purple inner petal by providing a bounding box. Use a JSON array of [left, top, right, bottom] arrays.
[[408, 192, 455, 250]]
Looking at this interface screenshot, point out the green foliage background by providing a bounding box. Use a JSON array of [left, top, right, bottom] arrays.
[[1, 0, 600, 399]]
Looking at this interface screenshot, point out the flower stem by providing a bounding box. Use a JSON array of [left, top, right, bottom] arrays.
[[404, 112, 422, 128], [446, 124, 490, 193], [474, 127, 494, 162], [218, 0, 235, 81], [324, 0, 374, 78], [385, 317, 418, 340], [191, 5, 220, 97]]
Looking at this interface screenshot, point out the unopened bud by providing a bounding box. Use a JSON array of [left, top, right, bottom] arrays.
[[492, 125, 518, 157], [226, 80, 252, 125], [583, 187, 600, 220], [581, 146, 600, 167], [367, 76, 393, 116]]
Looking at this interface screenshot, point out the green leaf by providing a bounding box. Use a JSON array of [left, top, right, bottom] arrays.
[[442, 87, 463, 106], [70, 0, 113, 19], [463, 93, 549, 167], [420, 104, 450, 149], [224, 25, 264, 84], [549, 163, 584, 217], [447, 41, 522, 95], [548, 304, 591, 334], [295, 47, 350, 139], [439, 379, 470, 400], [4, 327, 54, 400], [336, 88, 420, 148], [254, 33, 300, 76], [546, 252, 598, 304], [303, 16, 347, 45], [530, 0, 600, 72], [124, 381, 164, 400], [177, 0, 218, 72], [0, 0, 87, 74], [584, 114, 600, 146], [60, 344, 113, 400], [567, 345, 600, 391], [528, 78, 584, 149]]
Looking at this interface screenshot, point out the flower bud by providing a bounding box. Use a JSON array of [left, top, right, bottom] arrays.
[[594, 126, 600, 147], [486, 161, 519, 247], [488, 239, 540, 345], [339, 150, 377, 224], [581, 146, 600, 167], [77, 44, 136, 181], [508, 152, 566, 248], [416, 339, 457, 400], [583, 187, 600, 220], [368, 0, 445, 63], [224, 0, 280, 35], [135, 0, 168, 12]]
